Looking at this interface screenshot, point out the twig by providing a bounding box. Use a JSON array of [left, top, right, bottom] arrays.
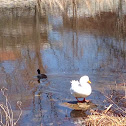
[[103, 93, 126, 114], [104, 104, 113, 113], [14, 101, 22, 125]]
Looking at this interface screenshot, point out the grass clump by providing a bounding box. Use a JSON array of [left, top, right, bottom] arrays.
[[85, 109, 126, 126], [0, 87, 22, 126], [85, 88, 126, 126]]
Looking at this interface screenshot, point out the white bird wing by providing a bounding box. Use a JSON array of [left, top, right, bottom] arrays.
[[70, 80, 92, 98], [70, 80, 80, 86], [70, 80, 80, 94]]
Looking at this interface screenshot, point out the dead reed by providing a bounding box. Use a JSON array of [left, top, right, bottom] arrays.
[[85, 83, 126, 126], [36, 0, 126, 15], [85, 109, 126, 126], [0, 87, 22, 126]]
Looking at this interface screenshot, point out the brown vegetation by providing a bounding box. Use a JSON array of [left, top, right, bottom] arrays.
[[85, 110, 126, 126], [85, 85, 126, 126], [0, 87, 22, 126]]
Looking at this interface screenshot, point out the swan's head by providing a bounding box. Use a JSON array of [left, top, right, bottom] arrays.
[[79, 76, 91, 84]]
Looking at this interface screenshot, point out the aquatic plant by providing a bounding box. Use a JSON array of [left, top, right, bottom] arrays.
[[0, 87, 22, 126]]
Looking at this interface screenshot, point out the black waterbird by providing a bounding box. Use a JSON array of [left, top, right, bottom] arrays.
[[37, 69, 47, 80]]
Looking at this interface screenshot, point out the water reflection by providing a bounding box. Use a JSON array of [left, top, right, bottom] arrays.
[[70, 110, 87, 118], [0, 6, 126, 125]]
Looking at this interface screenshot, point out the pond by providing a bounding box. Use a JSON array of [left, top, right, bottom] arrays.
[[0, 3, 126, 126]]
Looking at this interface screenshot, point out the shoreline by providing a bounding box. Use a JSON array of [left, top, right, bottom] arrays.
[[0, 0, 36, 9]]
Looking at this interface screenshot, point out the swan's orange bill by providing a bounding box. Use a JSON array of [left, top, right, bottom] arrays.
[[88, 80, 91, 84]]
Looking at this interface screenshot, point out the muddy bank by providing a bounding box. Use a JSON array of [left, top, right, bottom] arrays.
[[0, 0, 37, 17], [0, 0, 36, 9]]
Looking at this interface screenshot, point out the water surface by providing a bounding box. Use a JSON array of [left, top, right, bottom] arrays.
[[0, 7, 126, 126]]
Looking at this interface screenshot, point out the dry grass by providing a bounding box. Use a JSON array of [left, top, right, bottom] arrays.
[[85, 85, 126, 126], [77, 79, 126, 126], [0, 0, 125, 17], [36, 0, 126, 15], [74, 106, 126, 126], [0, 87, 22, 126], [85, 110, 126, 126]]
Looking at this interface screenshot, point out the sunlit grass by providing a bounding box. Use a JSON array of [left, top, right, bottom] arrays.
[[74, 79, 126, 125], [86, 81, 126, 126], [86, 111, 126, 126], [0, 87, 22, 126], [36, 0, 126, 15], [0, 0, 126, 17]]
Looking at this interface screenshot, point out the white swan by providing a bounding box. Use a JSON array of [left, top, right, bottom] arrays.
[[70, 76, 92, 102]]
